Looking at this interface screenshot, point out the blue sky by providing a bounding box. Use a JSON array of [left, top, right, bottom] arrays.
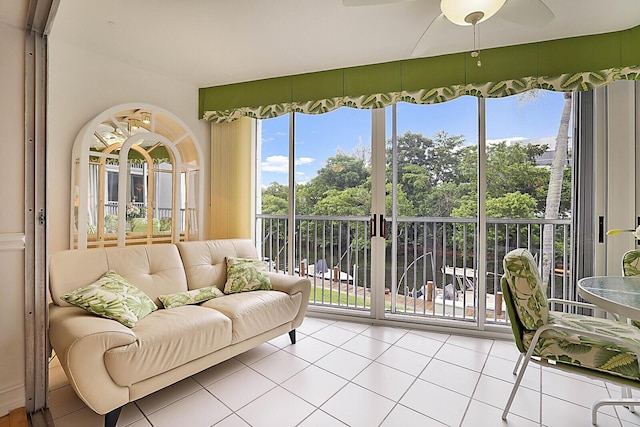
[[260, 91, 568, 186]]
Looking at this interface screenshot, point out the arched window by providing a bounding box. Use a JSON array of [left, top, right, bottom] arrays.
[[71, 103, 203, 249]]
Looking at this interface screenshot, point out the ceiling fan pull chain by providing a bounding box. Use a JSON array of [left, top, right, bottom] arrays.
[[472, 22, 481, 67]]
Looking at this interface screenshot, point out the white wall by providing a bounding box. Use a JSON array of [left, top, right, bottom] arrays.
[[48, 39, 210, 254], [0, 20, 27, 416]]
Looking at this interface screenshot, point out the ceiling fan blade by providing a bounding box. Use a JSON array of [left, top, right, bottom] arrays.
[[498, 0, 555, 26], [411, 13, 456, 57], [342, 0, 414, 6]]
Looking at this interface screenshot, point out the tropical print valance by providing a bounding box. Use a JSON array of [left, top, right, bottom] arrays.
[[202, 65, 640, 123]]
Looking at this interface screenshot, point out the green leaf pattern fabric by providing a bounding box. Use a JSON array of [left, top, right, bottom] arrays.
[[621, 250, 640, 329], [503, 248, 549, 330], [61, 270, 157, 327], [523, 311, 640, 381], [203, 66, 640, 123], [158, 286, 224, 309], [503, 248, 640, 382], [223, 257, 272, 294], [623, 250, 640, 277]]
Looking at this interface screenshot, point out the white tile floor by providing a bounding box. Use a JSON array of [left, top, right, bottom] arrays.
[[49, 316, 640, 427]]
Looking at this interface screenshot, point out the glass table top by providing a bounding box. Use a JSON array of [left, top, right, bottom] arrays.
[[578, 276, 640, 319]]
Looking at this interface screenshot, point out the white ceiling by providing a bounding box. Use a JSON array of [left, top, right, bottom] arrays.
[[10, 0, 640, 88]]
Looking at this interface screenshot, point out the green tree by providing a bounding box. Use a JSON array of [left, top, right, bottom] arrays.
[[388, 131, 468, 217], [452, 192, 538, 219], [295, 150, 370, 214], [453, 192, 538, 260], [261, 182, 289, 214], [421, 182, 471, 217], [310, 151, 370, 195], [386, 182, 415, 218], [313, 187, 370, 216], [485, 141, 549, 212]]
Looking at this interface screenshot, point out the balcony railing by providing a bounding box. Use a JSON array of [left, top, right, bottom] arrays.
[[257, 214, 572, 325], [103, 202, 190, 229]]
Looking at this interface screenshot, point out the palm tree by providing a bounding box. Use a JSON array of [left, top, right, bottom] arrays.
[[541, 92, 572, 287]]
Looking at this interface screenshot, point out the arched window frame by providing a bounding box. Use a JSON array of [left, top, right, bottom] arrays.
[[71, 103, 203, 249]]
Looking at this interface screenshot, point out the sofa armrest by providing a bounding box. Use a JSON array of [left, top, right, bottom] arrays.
[[49, 304, 136, 414], [267, 272, 310, 296], [266, 273, 311, 329]]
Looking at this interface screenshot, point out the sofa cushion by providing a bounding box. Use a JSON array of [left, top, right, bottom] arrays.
[[224, 257, 272, 294], [104, 305, 232, 386], [50, 244, 188, 307], [60, 270, 158, 327], [158, 286, 224, 309], [202, 291, 300, 343], [176, 239, 261, 291]]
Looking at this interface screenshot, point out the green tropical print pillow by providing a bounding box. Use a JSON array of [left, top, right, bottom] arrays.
[[503, 248, 549, 330], [61, 270, 157, 327], [159, 286, 224, 309], [223, 257, 272, 294]]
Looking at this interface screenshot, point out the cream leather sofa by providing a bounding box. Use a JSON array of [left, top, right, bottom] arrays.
[[48, 239, 310, 427]]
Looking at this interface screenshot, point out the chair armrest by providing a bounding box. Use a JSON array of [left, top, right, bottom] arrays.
[[49, 304, 135, 414], [548, 298, 598, 310], [548, 298, 619, 320]]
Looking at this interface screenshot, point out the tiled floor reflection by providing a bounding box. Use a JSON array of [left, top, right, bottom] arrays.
[[49, 316, 640, 426]]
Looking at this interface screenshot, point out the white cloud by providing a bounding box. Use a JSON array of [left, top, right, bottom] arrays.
[[261, 155, 315, 173], [296, 157, 314, 166], [261, 155, 289, 173], [261, 131, 286, 144]]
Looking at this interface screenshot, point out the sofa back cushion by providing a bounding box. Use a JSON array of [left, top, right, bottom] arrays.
[[177, 239, 260, 291], [50, 244, 188, 307]]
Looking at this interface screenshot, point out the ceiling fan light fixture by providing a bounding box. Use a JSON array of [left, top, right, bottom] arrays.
[[440, 0, 507, 26]]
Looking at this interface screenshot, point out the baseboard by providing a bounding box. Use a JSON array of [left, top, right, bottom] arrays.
[[0, 383, 25, 418]]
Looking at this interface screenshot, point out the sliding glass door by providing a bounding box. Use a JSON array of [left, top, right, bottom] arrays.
[[257, 109, 377, 315], [386, 98, 480, 324], [256, 89, 576, 329]]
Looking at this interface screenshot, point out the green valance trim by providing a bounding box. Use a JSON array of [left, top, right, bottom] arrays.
[[200, 25, 640, 123]]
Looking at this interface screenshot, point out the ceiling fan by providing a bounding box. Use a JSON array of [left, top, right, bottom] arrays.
[[342, 0, 555, 58]]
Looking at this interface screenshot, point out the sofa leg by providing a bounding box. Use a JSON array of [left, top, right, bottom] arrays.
[[105, 406, 122, 427], [288, 329, 296, 344]]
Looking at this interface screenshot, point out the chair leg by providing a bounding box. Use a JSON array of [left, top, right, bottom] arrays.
[[513, 353, 523, 375], [592, 396, 640, 425], [622, 387, 636, 413], [503, 351, 535, 420], [288, 329, 296, 344], [104, 406, 122, 427]]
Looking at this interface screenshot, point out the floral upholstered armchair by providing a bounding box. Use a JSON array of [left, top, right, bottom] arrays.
[[501, 248, 640, 424]]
